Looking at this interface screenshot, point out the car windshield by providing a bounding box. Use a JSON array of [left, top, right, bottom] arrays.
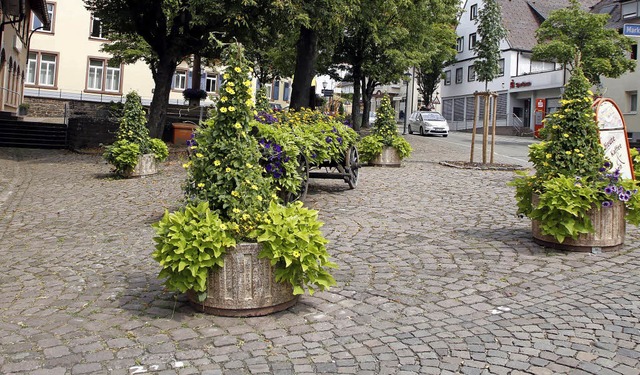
[[421, 112, 445, 121]]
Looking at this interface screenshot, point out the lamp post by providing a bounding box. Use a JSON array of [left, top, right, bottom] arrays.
[[322, 81, 328, 113], [402, 72, 412, 135]]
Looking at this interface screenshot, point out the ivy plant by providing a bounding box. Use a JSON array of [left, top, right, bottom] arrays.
[[358, 95, 412, 163]]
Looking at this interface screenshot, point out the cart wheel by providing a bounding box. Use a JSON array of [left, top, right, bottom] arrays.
[[285, 153, 309, 203], [346, 146, 359, 189]]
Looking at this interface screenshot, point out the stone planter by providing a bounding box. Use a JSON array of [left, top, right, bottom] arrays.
[[123, 154, 158, 178], [370, 146, 401, 167], [531, 195, 625, 252], [172, 122, 197, 146], [189, 242, 299, 317]]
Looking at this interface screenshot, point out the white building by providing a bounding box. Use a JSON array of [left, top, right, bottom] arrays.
[[440, 0, 600, 134]]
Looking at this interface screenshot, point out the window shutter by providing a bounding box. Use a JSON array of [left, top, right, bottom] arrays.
[[187, 70, 193, 89], [200, 72, 206, 89]]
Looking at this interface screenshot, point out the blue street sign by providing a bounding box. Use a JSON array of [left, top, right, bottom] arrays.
[[623, 24, 640, 37]]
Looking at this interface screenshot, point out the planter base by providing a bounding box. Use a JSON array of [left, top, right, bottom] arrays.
[[370, 146, 401, 167], [172, 122, 197, 145], [188, 242, 298, 317], [531, 197, 625, 252], [122, 154, 158, 178]]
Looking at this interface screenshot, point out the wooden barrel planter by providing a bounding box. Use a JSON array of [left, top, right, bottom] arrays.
[[532, 197, 625, 252], [122, 154, 158, 178], [189, 242, 299, 317], [370, 146, 401, 167]]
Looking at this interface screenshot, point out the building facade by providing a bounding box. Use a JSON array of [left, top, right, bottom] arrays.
[[440, 0, 600, 133], [0, 0, 48, 114], [26, 0, 292, 118]]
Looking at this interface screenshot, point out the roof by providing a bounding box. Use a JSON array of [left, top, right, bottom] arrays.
[[497, 0, 602, 51], [28, 0, 50, 30], [591, 0, 640, 29]]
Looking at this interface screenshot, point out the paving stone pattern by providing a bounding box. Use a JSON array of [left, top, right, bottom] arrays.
[[0, 133, 639, 375]]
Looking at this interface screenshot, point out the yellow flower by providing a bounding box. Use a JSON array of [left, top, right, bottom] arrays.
[[587, 90, 593, 96], [196, 153, 204, 158], [257, 196, 263, 201], [227, 81, 235, 87], [233, 208, 241, 213], [231, 191, 239, 197], [197, 183, 205, 188], [565, 151, 572, 155], [244, 80, 251, 87], [578, 153, 584, 157], [245, 99, 253, 106], [220, 223, 227, 230], [228, 106, 236, 112], [220, 107, 227, 113], [234, 122, 242, 129], [226, 167, 231, 172], [246, 163, 253, 168], [214, 160, 221, 166], [563, 133, 569, 138], [223, 73, 229, 79], [574, 148, 580, 152], [234, 67, 242, 73], [292, 251, 300, 258], [225, 87, 235, 94], [546, 153, 552, 159], [182, 163, 190, 168], [251, 184, 258, 190], [553, 125, 559, 129], [221, 96, 228, 102], [190, 145, 197, 150], [242, 214, 250, 220]]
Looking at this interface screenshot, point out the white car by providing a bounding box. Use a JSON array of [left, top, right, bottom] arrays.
[[407, 111, 449, 137]]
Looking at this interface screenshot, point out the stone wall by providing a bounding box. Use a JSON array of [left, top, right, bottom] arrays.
[[67, 117, 119, 150]]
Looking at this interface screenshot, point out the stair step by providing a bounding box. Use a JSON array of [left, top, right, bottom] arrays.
[[0, 120, 68, 149]]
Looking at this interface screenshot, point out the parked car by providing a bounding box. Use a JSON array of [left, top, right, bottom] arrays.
[[407, 111, 449, 137], [270, 102, 283, 111]]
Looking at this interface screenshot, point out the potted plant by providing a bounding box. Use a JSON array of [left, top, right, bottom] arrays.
[[152, 44, 337, 316], [358, 95, 412, 167], [510, 66, 640, 251], [18, 103, 29, 116], [103, 91, 168, 177], [182, 88, 208, 102]]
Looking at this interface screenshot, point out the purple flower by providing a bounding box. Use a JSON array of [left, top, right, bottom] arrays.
[[619, 193, 630, 202], [273, 171, 282, 179], [326, 136, 333, 143], [604, 161, 611, 168], [337, 137, 343, 145], [599, 167, 606, 172], [602, 201, 613, 208], [265, 164, 273, 172], [273, 144, 282, 153], [604, 186, 615, 194], [332, 127, 338, 133]]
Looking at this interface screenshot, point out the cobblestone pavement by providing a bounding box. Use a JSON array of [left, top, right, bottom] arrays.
[[0, 133, 639, 375]]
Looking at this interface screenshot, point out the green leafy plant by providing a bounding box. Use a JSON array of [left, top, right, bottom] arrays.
[[154, 44, 337, 298], [152, 202, 237, 301], [257, 201, 337, 295], [358, 95, 412, 163], [103, 91, 168, 174], [510, 67, 640, 242]]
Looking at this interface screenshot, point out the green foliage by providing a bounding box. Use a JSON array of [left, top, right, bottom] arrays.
[[473, 0, 508, 88], [184, 44, 272, 237], [103, 139, 141, 175], [255, 86, 270, 112], [532, 0, 636, 86], [511, 66, 640, 241], [529, 175, 599, 243], [103, 91, 166, 174], [149, 138, 169, 162], [358, 96, 412, 162], [257, 201, 336, 295], [151, 202, 237, 301]]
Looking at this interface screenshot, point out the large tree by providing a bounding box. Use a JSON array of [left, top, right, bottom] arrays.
[[532, 0, 635, 86], [416, 21, 458, 109], [84, 0, 256, 138]]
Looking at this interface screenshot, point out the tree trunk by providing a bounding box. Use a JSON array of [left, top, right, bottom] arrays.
[[361, 77, 376, 128], [189, 54, 202, 107], [350, 66, 362, 131], [148, 58, 178, 139], [290, 26, 318, 111]]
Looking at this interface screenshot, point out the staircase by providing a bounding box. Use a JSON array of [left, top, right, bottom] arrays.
[[0, 118, 68, 149]]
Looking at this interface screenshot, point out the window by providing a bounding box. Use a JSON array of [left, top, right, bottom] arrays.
[[470, 4, 478, 20], [622, 1, 639, 19], [284, 82, 291, 102], [632, 43, 638, 60], [87, 60, 104, 90], [205, 74, 217, 92], [90, 15, 105, 39], [498, 59, 505, 76], [32, 3, 54, 32], [444, 70, 451, 85], [630, 91, 638, 112], [26, 53, 37, 84], [39, 53, 56, 86], [467, 66, 476, 82], [456, 37, 464, 53], [87, 58, 121, 92], [469, 33, 477, 50], [173, 71, 187, 90], [272, 80, 280, 100], [455, 68, 463, 84]]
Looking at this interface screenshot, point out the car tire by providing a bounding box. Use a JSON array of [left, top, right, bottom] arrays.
[[419, 126, 425, 136], [443, 134, 448, 137], [408, 125, 413, 134]]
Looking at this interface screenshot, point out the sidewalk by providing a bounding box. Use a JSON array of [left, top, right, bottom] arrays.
[[0, 136, 638, 375]]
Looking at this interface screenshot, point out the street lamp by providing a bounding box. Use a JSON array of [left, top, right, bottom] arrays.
[[402, 72, 412, 135]]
